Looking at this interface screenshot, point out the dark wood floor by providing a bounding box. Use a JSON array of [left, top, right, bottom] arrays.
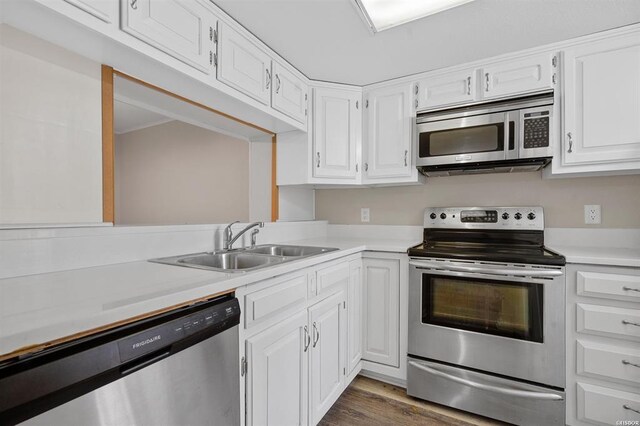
[[320, 376, 503, 426]]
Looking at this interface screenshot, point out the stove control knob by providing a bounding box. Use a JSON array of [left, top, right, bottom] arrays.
[[514, 212, 522, 220], [502, 212, 509, 220], [527, 212, 536, 220], [430, 213, 437, 220], [440, 212, 447, 220]]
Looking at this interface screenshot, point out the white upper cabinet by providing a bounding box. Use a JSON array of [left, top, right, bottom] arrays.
[[363, 83, 414, 180], [309, 291, 347, 426], [64, 0, 117, 23], [121, 0, 217, 74], [481, 53, 556, 100], [561, 33, 640, 167], [217, 22, 272, 105], [416, 68, 477, 110], [313, 87, 361, 179], [272, 61, 308, 124], [246, 310, 308, 426]]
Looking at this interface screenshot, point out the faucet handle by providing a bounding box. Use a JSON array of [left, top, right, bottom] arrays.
[[250, 228, 260, 248]]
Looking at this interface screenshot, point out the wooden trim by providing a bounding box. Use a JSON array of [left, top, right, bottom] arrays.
[[112, 70, 274, 136], [101, 65, 115, 223], [271, 135, 279, 221], [0, 288, 236, 363]]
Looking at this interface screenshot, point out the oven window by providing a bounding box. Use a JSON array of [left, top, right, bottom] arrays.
[[422, 275, 543, 342], [419, 122, 515, 157]]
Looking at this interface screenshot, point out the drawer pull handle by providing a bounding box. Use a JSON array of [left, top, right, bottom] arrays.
[[624, 404, 640, 415], [622, 320, 640, 327], [622, 360, 640, 368], [312, 322, 320, 348], [623, 286, 640, 292]]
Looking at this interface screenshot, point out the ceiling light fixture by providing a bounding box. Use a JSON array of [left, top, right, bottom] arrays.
[[354, 0, 476, 33]]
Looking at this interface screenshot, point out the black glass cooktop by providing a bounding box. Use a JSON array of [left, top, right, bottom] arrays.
[[408, 229, 566, 266]]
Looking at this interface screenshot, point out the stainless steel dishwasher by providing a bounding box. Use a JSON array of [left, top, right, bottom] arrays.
[[0, 294, 241, 426]]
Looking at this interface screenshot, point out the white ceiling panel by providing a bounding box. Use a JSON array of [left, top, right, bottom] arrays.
[[215, 0, 640, 85]]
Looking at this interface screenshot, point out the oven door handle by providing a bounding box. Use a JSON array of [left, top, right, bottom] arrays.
[[408, 361, 564, 401], [409, 260, 563, 277]]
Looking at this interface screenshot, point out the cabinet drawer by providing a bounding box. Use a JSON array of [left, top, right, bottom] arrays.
[[577, 303, 640, 341], [577, 382, 640, 425], [577, 339, 640, 385], [244, 274, 307, 328], [577, 270, 640, 302], [316, 262, 349, 296]]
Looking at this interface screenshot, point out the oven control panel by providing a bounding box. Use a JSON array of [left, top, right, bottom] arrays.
[[424, 206, 544, 230]]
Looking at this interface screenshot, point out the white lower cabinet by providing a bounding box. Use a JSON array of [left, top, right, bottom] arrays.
[[246, 310, 308, 426], [309, 291, 347, 425], [362, 256, 400, 367], [243, 258, 353, 426], [347, 259, 363, 375], [567, 263, 640, 426]]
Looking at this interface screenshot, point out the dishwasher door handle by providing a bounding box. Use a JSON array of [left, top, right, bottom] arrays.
[[121, 350, 172, 376]]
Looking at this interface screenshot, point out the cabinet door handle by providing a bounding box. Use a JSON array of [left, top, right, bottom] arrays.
[[355, 163, 358, 173], [623, 286, 640, 292], [303, 326, 311, 352], [624, 405, 640, 415], [622, 320, 640, 327], [130, 0, 137, 9], [485, 73, 490, 92], [567, 132, 573, 153], [266, 69, 271, 89], [467, 76, 471, 95], [364, 163, 368, 172], [275, 74, 281, 94], [415, 84, 419, 95], [404, 150, 408, 166], [356, 100, 359, 109], [312, 322, 320, 348], [622, 360, 640, 368], [316, 152, 320, 168]]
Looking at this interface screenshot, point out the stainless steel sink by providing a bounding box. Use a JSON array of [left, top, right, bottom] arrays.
[[150, 244, 338, 273], [178, 252, 286, 271], [245, 244, 337, 257]]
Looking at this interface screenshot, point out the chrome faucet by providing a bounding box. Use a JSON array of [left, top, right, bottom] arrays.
[[223, 221, 264, 250]]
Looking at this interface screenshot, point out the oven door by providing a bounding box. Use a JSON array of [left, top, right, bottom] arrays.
[[408, 258, 565, 388], [416, 112, 517, 167]]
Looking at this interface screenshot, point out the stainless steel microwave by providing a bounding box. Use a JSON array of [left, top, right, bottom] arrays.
[[416, 94, 554, 176]]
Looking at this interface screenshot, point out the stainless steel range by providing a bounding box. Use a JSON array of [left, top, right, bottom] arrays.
[[407, 207, 566, 426]]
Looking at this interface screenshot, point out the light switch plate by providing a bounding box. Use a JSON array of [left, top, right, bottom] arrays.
[[584, 205, 601, 225], [361, 208, 370, 223]]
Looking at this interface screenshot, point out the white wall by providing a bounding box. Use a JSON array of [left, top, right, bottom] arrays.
[[0, 25, 102, 225], [249, 135, 273, 222]]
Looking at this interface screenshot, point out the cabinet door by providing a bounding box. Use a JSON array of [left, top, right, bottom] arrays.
[[563, 34, 640, 165], [64, 0, 117, 23], [481, 53, 555, 100], [364, 83, 413, 179], [347, 259, 363, 374], [309, 291, 347, 425], [312, 87, 361, 179], [217, 22, 271, 105], [246, 310, 308, 426], [362, 257, 400, 367], [121, 0, 216, 74], [273, 61, 308, 124], [416, 69, 476, 109]]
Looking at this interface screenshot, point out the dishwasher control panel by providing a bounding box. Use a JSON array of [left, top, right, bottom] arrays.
[[118, 297, 240, 363]]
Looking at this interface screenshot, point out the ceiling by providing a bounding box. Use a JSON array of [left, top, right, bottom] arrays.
[[215, 0, 640, 86]]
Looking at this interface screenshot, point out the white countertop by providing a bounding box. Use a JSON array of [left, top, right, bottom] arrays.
[[0, 236, 417, 358], [548, 245, 640, 268]]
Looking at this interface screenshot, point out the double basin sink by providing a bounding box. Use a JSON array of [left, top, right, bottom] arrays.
[[151, 244, 339, 273]]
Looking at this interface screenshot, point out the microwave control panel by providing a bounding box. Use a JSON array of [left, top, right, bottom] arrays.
[[523, 111, 550, 149]]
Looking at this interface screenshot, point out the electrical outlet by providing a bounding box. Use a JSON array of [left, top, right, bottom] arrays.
[[361, 208, 370, 223], [584, 205, 601, 225]]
